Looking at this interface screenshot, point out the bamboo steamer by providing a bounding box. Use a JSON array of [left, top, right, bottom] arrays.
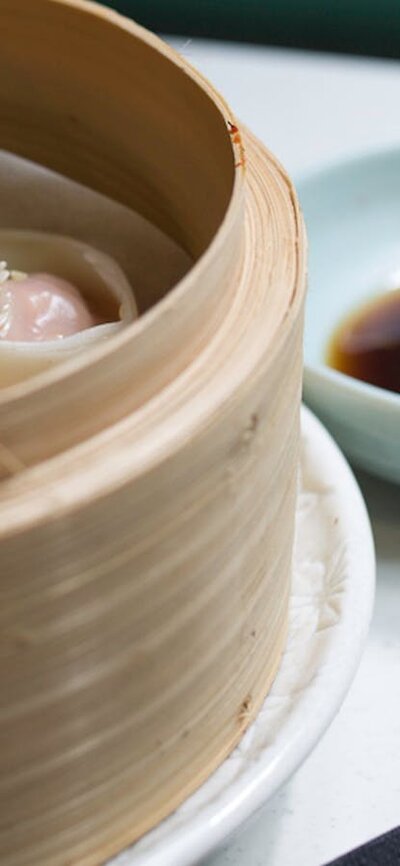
[[0, 2, 307, 865]]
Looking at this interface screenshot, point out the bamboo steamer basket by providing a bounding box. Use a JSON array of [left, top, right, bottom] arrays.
[[0, 2, 307, 865]]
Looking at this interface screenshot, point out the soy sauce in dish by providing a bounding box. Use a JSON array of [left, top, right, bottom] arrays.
[[326, 289, 400, 394]]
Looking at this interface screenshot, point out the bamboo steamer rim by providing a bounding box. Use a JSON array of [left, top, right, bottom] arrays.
[[0, 0, 306, 539], [0, 0, 242, 407], [0, 0, 249, 484]]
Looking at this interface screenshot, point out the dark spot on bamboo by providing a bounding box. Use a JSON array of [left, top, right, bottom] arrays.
[[238, 693, 253, 725]]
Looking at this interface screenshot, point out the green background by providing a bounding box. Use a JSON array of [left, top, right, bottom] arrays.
[[104, 1, 400, 58]]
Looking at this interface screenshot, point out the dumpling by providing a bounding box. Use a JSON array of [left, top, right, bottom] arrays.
[[0, 230, 138, 387]]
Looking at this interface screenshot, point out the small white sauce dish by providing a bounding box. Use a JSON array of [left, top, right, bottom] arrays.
[[298, 147, 400, 484]]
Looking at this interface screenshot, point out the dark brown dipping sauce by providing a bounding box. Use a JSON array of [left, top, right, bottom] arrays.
[[326, 289, 400, 394]]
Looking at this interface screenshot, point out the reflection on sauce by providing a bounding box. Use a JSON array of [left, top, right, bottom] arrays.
[[326, 289, 400, 394]]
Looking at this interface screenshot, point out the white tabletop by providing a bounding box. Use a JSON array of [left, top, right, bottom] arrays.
[[168, 38, 400, 866]]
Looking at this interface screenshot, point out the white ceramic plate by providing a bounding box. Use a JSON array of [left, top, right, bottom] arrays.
[[110, 406, 375, 866]]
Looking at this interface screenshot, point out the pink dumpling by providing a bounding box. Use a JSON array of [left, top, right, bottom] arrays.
[[0, 273, 99, 341]]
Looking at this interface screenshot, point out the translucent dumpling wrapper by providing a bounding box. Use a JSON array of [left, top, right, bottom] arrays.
[[0, 230, 138, 387]]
